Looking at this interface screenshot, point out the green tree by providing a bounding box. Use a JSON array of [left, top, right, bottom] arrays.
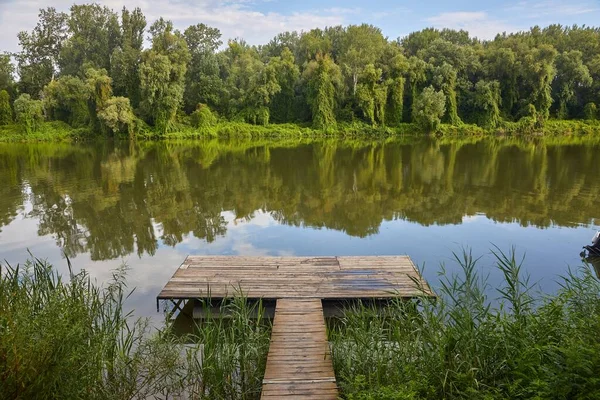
[[139, 18, 190, 134], [473, 80, 502, 128], [297, 29, 332, 66], [269, 48, 300, 123], [183, 23, 223, 113], [0, 90, 12, 125], [97, 97, 136, 138], [482, 47, 517, 117], [356, 64, 387, 125], [221, 41, 280, 124], [0, 54, 15, 97], [553, 50, 592, 119], [413, 86, 446, 132], [43, 75, 90, 127], [85, 68, 113, 131], [111, 7, 146, 108], [431, 63, 461, 125], [521, 44, 557, 122], [13, 94, 44, 134], [339, 24, 386, 96], [59, 4, 120, 76], [406, 57, 428, 122], [16, 7, 68, 97], [305, 54, 341, 130]]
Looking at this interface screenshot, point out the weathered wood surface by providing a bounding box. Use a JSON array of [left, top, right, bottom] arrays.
[[261, 298, 338, 399], [158, 256, 431, 300]]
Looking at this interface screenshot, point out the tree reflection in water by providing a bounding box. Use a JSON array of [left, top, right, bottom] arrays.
[[0, 137, 598, 262]]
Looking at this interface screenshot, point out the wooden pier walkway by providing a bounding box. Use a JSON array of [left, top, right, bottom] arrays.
[[261, 299, 337, 399], [158, 256, 432, 398]]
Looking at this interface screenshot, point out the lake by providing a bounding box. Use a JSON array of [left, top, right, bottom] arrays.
[[1, 137, 599, 318]]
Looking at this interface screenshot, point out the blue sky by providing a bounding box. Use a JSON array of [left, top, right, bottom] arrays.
[[1, 0, 600, 53]]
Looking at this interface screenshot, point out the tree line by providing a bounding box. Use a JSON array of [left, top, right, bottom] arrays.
[[1, 4, 600, 137]]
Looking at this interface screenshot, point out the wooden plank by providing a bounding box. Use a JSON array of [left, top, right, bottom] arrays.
[[158, 255, 432, 299], [261, 299, 338, 400]]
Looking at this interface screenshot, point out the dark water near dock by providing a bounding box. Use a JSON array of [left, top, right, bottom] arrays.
[[1, 137, 599, 317]]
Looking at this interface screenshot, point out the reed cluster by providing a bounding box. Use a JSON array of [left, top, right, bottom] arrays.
[[0, 258, 270, 399], [329, 248, 600, 399]]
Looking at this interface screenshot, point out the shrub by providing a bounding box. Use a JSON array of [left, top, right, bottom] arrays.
[[97, 96, 136, 139], [13, 94, 44, 135], [413, 86, 446, 133], [190, 103, 218, 129], [0, 89, 12, 125]]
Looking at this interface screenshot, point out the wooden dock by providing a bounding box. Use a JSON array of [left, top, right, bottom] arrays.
[[261, 299, 337, 399], [158, 255, 432, 399], [158, 256, 430, 300]]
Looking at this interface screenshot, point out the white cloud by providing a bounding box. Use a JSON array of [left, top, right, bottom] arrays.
[[0, 0, 347, 53], [425, 11, 518, 40]]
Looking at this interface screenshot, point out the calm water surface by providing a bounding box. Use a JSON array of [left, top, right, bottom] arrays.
[[1, 137, 599, 317]]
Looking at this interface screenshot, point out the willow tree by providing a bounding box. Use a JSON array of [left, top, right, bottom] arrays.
[[483, 47, 517, 117], [553, 50, 592, 119], [13, 94, 44, 134], [85, 68, 112, 131], [385, 53, 408, 126], [356, 64, 387, 125], [413, 86, 446, 132], [473, 80, 502, 128], [431, 62, 461, 125], [406, 56, 428, 123], [521, 45, 557, 122], [97, 96, 136, 138], [305, 54, 341, 130], [139, 18, 190, 134]]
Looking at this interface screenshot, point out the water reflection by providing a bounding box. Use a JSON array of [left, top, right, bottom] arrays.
[[0, 138, 599, 262]]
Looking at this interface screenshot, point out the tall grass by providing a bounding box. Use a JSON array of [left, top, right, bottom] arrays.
[[0, 257, 271, 399], [330, 247, 600, 399]]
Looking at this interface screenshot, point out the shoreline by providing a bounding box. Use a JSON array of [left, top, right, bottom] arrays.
[[2, 119, 600, 142]]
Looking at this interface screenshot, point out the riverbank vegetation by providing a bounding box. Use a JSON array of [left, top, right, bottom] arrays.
[[2, 5, 600, 140], [2, 250, 599, 399], [329, 248, 600, 399], [0, 258, 270, 399]]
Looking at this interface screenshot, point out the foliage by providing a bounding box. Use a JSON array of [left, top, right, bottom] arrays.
[[139, 18, 190, 135], [190, 103, 217, 129], [43, 75, 90, 127], [183, 23, 222, 113], [10, 6, 600, 137], [0, 258, 271, 399], [0, 90, 12, 125], [584, 102, 597, 120], [473, 80, 502, 128], [16, 7, 68, 97], [305, 54, 341, 130], [330, 248, 600, 400], [97, 97, 136, 138], [413, 86, 446, 132], [59, 4, 120, 76], [13, 94, 44, 134]]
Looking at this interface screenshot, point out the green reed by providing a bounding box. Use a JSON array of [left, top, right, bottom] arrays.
[[0, 258, 271, 399], [329, 247, 600, 399]]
